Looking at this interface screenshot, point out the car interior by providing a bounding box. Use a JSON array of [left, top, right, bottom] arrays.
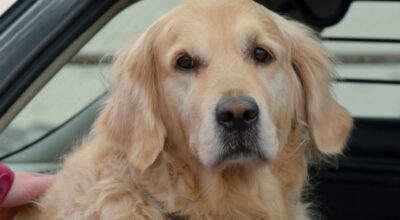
[[0, 0, 399, 219]]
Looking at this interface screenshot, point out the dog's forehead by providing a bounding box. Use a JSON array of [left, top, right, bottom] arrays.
[[174, 1, 276, 29], [157, 0, 284, 53]]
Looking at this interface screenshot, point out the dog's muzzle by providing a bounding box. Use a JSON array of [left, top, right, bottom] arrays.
[[215, 96, 266, 163]]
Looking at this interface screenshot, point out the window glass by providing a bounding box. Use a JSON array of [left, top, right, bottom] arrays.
[[321, 1, 400, 118], [0, 64, 108, 156], [79, 0, 182, 55], [0, 0, 182, 157]]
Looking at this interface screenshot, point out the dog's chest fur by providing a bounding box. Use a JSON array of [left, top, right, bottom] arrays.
[[133, 149, 308, 220]]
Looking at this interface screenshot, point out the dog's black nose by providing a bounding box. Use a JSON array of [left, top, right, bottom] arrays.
[[216, 96, 259, 131]]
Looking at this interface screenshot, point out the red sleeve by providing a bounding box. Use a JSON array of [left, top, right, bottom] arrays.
[[0, 163, 15, 205]]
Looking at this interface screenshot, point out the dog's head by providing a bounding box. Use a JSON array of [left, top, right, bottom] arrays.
[[97, 0, 352, 170]]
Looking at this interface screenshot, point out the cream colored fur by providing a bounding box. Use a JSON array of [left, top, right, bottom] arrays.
[[16, 0, 352, 219]]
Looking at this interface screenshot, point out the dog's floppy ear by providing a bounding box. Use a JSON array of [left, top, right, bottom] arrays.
[[282, 20, 352, 154], [96, 29, 166, 170]]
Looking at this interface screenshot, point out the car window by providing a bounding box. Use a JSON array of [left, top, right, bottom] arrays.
[[0, 63, 108, 156], [0, 0, 182, 157], [321, 1, 400, 118]]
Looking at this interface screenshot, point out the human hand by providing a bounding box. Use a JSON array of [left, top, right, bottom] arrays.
[[0, 172, 55, 219]]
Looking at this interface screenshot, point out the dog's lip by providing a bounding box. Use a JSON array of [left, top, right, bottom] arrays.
[[228, 145, 252, 157], [218, 143, 267, 164]]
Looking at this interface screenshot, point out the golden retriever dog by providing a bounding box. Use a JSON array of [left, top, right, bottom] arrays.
[[17, 0, 352, 219]]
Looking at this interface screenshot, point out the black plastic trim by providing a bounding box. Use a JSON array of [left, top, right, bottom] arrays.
[[322, 36, 400, 43], [295, 0, 352, 28], [335, 78, 400, 85], [347, 117, 400, 158], [312, 117, 400, 183]]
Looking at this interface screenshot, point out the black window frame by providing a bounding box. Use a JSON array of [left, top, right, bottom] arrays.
[[0, 0, 122, 119]]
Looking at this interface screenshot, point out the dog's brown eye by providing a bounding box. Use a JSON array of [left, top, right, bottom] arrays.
[[176, 55, 195, 70], [254, 48, 273, 63]]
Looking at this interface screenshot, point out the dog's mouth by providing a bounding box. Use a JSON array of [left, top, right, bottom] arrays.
[[217, 127, 267, 164]]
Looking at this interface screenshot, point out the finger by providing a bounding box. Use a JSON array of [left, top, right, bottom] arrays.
[[28, 174, 56, 198], [1, 172, 56, 208]]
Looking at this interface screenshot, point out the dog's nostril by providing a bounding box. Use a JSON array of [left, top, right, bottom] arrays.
[[218, 112, 234, 123], [215, 96, 259, 130], [243, 109, 259, 122]]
